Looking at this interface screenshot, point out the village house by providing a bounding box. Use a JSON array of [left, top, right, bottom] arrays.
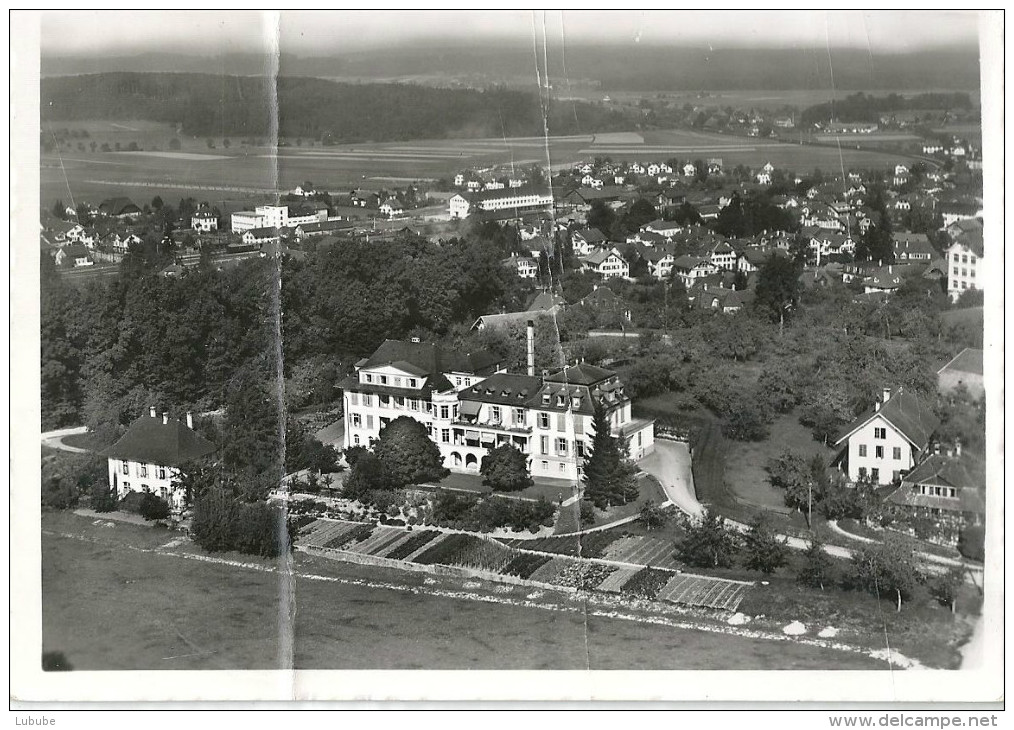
[[576, 285, 633, 324], [191, 210, 219, 232], [708, 240, 739, 271], [379, 198, 404, 219], [503, 254, 539, 279], [242, 227, 281, 246], [581, 247, 629, 279], [893, 232, 935, 262], [946, 231, 984, 302], [834, 387, 939, 486], [671, 255, 719, 288], [98, 197, 141, 219], [886, 445, 985, 544], [53, 244, 93, 268], [570, 227, 608, 256], [100, 407, 217, 513]]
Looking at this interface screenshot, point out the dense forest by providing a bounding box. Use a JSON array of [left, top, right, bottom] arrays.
[[799, 91, 975, 127], [40, 73, 633, 142]]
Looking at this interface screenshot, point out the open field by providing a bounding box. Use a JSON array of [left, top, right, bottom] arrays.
[[41, 511, 888, 670], [41, 125, 919, 210]]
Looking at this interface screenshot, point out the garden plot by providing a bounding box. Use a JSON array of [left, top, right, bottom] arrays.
[[595, 567, 642, 593], [300, 519, 364, 549], [527, 556, 573, 584], [603, 536, 680, 569], [656, 574, 753, 611], [549, 562, 618, 591], [350, 526, 410, 556]]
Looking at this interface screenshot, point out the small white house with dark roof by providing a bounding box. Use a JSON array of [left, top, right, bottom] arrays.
[[834, 387, 940, 485], [100, 408, 216, 512]]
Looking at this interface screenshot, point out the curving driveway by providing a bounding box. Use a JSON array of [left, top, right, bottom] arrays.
[[638, 439, 705, 520], [41, 426, 91, 453], [638, 439, 979, 575]]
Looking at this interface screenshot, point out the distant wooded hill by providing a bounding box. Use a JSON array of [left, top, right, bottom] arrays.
[[42, 44, 981, 92], [40, 73, 634, 142], [799, 91, 976, 127]]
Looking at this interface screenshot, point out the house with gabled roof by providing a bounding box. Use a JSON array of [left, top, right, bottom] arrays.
[[570, 227, 607, 256], [53, 244, 94, 268], [98, 197, 141, 219], [834, 387, 940, 485], [100, 407, 216, 512], [672, 255, 718, 287], [893, 232, 936, 262], [886, 447, 985, 542], [580, 247, 629, 279]]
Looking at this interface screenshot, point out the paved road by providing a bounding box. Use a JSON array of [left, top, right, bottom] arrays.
[[41, 425, 90, 453]]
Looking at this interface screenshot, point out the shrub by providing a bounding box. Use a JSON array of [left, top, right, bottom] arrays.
[[90, 482, 118, 513], [580, 500, 597, 527], [119, 491, 147, 514], [139, 493, 171, 521], [957, 525, 985, 562], [676, 511, 740, 569]]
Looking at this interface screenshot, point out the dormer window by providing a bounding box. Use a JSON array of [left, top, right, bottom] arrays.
[[572, 397, 581, 409], [408, 378, 417, 388], [379, 375, 388, 385], [364, 373, 373, 383], [542, 393, 550, 405], [557, 396, 566, 407]]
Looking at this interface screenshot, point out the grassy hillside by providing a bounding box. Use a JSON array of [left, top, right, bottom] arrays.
[[41, 72, 634, 143]]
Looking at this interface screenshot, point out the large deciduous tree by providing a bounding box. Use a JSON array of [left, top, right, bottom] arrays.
[[373, 416, 449, 488], [480, 444, 533, 493], [676, 510, 740, 569], [753, 255, 802, 332]]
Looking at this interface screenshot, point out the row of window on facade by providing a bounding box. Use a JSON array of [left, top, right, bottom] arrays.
[[857, 444, 904, 460], [951, 267, 976, 278], [361, 373, 420, 388], [950, 253, 977, 264], [121, 461, 167, 480]]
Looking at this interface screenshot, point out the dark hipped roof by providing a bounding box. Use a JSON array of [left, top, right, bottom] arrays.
[[460, 373, 544, 407], [358, 339, 501, 376], [544, 363, 614, 387], [835, 389, 940, 450], [101, 414, 216, 466]]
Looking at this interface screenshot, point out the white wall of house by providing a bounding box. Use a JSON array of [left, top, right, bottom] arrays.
[[107, 458, 184, 510], [947, 243, 981, 301], [843, 414, 918, 485]]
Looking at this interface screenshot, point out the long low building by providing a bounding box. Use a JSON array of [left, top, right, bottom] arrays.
[[448, 184, 553, 219], [341, 339, 654, 481]]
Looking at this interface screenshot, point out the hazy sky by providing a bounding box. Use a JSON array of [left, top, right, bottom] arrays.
[[41, 10, 980, 57]]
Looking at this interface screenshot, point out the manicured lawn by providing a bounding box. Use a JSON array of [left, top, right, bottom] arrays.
[[723, 412, 834, 513]]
